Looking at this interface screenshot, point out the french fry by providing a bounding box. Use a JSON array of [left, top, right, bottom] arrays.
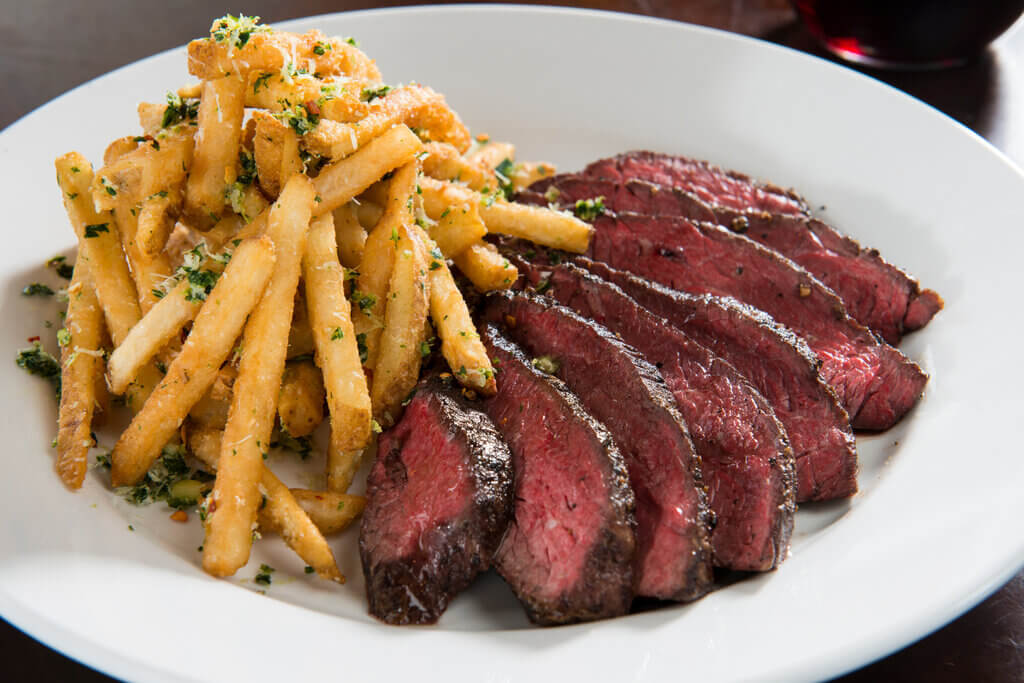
[[352, 201, 384, 231], [465, 139, 515, 171], [278, 489, 365, 535], [420, 176, 593, 253], [187, 425, 343, 580], [136, 189, 178, 255], [245, 71, 370, 122], [302, 213, 372, 491], [56, 265, 105, 489], [287, 287, 316, 359], [332, 203, 367, 268], [252, 110, 303, 199], [371, 223, 430, 426], [352, 161, 418, 369], [188, 23, 380, 82], [203, 175, 314, 577], [103, 136, 140, 166], [110, 235, 276, 487], [184, 75, 246, 229], [189, 365, 237, 430], [412, 228, 497, 396], [421, 141, 496, 190], [114, 205, 174, 314], [427, 202, 487, 257], [278, 359, 326, 438], [92, 129, 194, 212], [452, 241, 518, 292], [55, 153, 141, 345], [311, 124, 423, 214], [510, 160, 556, 191]]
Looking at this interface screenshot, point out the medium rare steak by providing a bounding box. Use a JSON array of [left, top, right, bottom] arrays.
[[582, 151, 810, 217], [526, 171, 942, 343], [360, 376, 514, 625], [483, 293, 714, 598], [509, 257, 796, 571], [579, 258, 859, 503], [480, 326, 636, 624], [584, 212, 927, 431]]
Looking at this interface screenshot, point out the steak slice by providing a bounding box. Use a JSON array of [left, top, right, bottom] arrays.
[[585, 212, 927, 431], [526, 171, 942, 343], [510, 257, 796, 571], [480, 326, 636, 624], [360, 375, 514, 625], [579, 258, 859, 503], [581, 150, 810, 217], [483, 293, 713, 599]]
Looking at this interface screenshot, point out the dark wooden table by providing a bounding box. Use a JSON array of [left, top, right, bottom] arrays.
[[2, 1, 1022, 680]]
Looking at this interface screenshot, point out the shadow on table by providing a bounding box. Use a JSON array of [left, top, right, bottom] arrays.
[[764, 21, 999, 139]]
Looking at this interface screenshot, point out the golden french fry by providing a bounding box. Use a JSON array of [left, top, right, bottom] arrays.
[[287, 286, 316, 359], [452, 241, 518, 292], [189, 365, 237, 430], [311, 124, 423, 214], [371, 222, 430, 426], [114, 204, 174, 314], [412, 227, 496, 396], [56, 264, 105, 489], [427, 202, 487, 257], [252, 110, 303, 199], [55, 153, 141, 345], [104, 137, 141, 166], [93, 129, 193, 212], [184, 75, 246, 229], [465, 139, 515, 171], [352, 161, 418, 369], [510, 160, 556, 191], [203, 175, 315, 578], [278, 359, 326, 438], [280, 489, 365, 535], [332, 203, 367, 268], [481, 200, 593, 253], [246, 71, 370, 122], [188, 23, 380, 82], [110, 235, 276, 487], [302, 214, 372, 491], [187, 425, 343, 581], [421, 141, 496, 191], [136, 189, 178, 255], [352, 201, 384, 231]]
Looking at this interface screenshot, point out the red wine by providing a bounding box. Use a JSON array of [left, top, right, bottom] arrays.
[[794, 0, 1024, 67]]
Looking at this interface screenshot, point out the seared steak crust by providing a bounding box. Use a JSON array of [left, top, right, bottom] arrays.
[[481, 326, 636, 624], [360, 376, 514, 625]]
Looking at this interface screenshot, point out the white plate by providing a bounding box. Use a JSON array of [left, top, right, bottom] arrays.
[[2, 6, 1023, 682]]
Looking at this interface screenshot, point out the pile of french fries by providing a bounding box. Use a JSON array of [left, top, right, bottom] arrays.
[[49, 14, 592, 583]]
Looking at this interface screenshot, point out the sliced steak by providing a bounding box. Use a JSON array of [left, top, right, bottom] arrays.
[[580, 257, 859, 503], [510, 257, 795, 571], [480, 326, 636, 624], [584, 212, 927, 431], [484, 293, 714, 598], [525, 171, 942, 344], [581, 150, 810, 217], [360, 376, 514, 625], [716, 209, 944, 344]]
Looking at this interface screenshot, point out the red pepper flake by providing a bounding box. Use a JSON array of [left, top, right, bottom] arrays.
[[305, 99, 321, 116], [27, 336, 40, 343]]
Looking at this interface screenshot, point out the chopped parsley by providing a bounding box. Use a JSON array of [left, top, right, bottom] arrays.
[[253, 563, 275, 586], [360, 85, 392, 103], [344, 36, 359, 47], [83, 223, 109, 238], [274, 103, 319, 135], [304, 565, 315, 574], [351, 290, 377, 314], [237, 149, 257, 186], [419, 339, 432, 358], [253, 72, 273, 94], [16, 342, 61, 397], [494, 158, 517, 200], [47, 256, 74, 280], [22, 283, 54, 297], [184, 268, 221, 302], [533, 278, 552, 295], [573, 197, 606, 221], [356, 333, 368, 363], [271, 428, 312, 460], [312, 41, 331, 55], [210, 14, 268, 51], [115, 444, 212, 509], [331, 327, 344, 340], [161, 91, 199, 129], [543, 185, 561, 203], [56, 328, 71, 347]]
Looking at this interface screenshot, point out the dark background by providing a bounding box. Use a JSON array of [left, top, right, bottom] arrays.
[[2, 1, 1023, 681]]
